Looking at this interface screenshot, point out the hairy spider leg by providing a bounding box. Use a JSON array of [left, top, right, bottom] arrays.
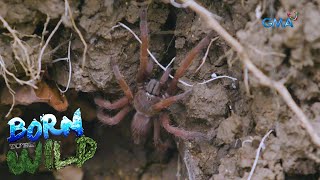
[[153, 119, 172, 151], [137, 6, 150, 84], [166, 32, 216, 95], [159, 68, 171, 90], [94, 96, 129, 110], [95, 59, 133, 125], [151, 89, 192, 112], [146, 60, 154, 77], [111, 59, 134, 101], [96, 106, 132, 125], [160, 113, 207, 141]]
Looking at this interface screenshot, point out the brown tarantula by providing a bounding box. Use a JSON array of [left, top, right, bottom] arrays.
[[94, 3, 214, 147]]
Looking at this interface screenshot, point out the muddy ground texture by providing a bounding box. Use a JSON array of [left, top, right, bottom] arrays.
[[0, 0, 320, 179]]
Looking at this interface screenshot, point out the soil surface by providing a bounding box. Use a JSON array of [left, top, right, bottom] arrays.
[[0, 0, 320, 179]]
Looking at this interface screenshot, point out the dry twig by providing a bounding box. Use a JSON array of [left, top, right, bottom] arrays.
[[195, 36, 219, 73], [36, 19, 63, 79], [64, 0, 87, 69], [0, 16, 36, 86], [0, 55, 16, 117]]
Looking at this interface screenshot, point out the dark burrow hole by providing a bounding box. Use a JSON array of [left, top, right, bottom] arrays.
[[157, 5, 177, 67], [0, 91, 187, 179], [151, 5, 178, 78], [285, 173, 319, 180]]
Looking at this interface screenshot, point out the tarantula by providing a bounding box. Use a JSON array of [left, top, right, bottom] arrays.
[[95, 3, 214, 147]]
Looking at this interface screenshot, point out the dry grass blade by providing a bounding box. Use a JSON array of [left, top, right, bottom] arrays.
[[195, 36, 219, 73], [247, 130, 274, 180]]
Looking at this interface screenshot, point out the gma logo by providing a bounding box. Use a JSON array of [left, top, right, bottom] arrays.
[[262, 18, 293, 28]]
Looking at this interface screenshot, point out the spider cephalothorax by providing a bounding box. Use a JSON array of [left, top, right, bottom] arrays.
[[95, 3, 214, 147]]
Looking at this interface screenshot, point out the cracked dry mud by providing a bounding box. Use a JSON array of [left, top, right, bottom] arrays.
[[0, 0, 320, 179]]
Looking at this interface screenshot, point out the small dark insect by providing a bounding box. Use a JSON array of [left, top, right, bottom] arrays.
[[95, 3, 214, 148]]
